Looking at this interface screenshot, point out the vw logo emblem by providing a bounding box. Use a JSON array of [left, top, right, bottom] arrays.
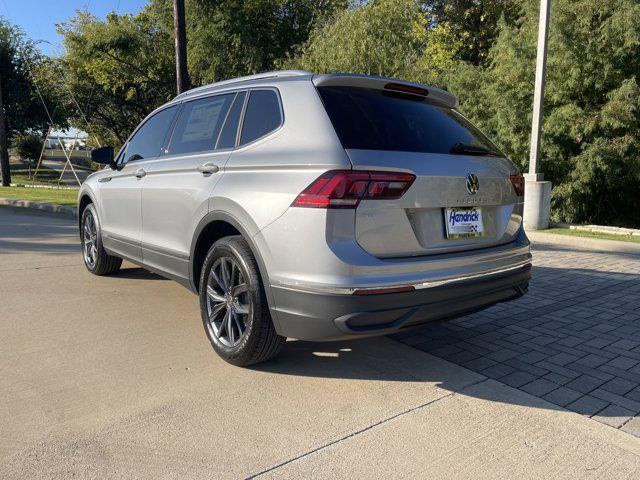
[[465, 173, 479, 195]]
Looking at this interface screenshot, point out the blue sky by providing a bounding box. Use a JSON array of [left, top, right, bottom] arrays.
[[1, 0, 148, 56]]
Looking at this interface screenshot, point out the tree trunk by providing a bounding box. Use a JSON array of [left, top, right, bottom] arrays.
[[0, 75, 11, 187]]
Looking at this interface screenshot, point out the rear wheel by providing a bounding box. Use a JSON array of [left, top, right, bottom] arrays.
[[81, 203, 122, 275], [199, 236, 285, 366]]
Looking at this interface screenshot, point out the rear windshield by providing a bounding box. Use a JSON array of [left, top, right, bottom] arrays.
[[317, 86, 503, 156]]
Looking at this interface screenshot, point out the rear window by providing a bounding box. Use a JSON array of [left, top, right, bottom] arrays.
[[317, 86, 503, 156]]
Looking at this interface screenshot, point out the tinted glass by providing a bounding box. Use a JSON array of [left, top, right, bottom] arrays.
[[240, 90, 281, 146], [124, 106, 177, 163], [216, 91, 246, 149], [318, 86, 503, 156], [168, 94, 234, 155]]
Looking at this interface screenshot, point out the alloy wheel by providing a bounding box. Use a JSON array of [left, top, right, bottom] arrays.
[[205, 256, 251, 348], [82, 212, 98, 268]]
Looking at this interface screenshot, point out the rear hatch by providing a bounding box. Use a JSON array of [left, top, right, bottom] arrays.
[[315, 77, 523, 258]]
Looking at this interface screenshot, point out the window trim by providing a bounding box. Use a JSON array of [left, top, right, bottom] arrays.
[[235, 91, 250, 148], [214, 91, 247, 151], [118, 104, 180, 166], [161, 102, 185, 156]]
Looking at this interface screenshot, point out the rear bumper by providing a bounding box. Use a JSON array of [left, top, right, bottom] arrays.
[[270, 263, 531, 341]]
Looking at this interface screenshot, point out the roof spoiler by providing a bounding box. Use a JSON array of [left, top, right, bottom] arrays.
[[312, 74, 458, 109]]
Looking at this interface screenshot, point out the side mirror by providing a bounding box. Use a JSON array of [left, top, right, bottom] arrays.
[[91, 146, 116, 169]]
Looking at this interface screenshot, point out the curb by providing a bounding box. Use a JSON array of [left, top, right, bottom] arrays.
[[10, 183, 79, 190], [551, 221, 640, 237], [527, 230, 640, 255], [0, 197, 77, 220]]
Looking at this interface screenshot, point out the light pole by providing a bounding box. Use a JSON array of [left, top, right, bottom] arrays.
[[524, 0, 553, 230]]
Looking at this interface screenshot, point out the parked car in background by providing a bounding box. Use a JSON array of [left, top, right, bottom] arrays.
[[79, 71, 531, 366]]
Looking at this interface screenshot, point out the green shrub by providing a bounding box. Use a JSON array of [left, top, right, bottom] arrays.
[[12, 134, 43, 162]]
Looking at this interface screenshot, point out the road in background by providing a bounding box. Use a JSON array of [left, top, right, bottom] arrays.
[[39, 159, 91, 185]]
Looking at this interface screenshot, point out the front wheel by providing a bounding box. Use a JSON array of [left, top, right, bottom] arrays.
[[80, 203, 122, 276], [199, 236, 285, 366]]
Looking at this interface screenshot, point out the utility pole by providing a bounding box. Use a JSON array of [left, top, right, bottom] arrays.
[[528, 0, 550, 178], [0, 75, 11, 187], [173, 0, 190, 95], [523, 0, 552, 230]]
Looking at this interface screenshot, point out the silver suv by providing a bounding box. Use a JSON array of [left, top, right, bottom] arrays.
[[79, 71, 531, 366]]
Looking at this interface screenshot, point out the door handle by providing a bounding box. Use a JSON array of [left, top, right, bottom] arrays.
[[197, 162, 220, 175], [135, 168, 146, 179]]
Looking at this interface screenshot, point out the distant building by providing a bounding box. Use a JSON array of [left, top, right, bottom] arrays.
[[45, 135, 87, 150]]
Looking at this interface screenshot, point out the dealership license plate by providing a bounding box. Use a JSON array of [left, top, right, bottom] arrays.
[[444, 207, 484, 239]]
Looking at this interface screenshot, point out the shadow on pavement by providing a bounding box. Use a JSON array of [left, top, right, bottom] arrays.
[[249, 337, 568, 418], [111, 267, 168, 281]]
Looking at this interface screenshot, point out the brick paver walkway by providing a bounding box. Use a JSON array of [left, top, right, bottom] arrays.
[[391, 241, 640, 436]]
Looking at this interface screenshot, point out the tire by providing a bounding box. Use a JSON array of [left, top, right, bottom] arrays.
[[80, 203, 122, 276], [199, 236, 285, 366]]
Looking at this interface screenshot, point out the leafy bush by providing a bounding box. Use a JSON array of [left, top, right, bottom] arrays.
[[12, 134, 43, 161], [447, 0, 640, 227], [281, 0, 460, 88]]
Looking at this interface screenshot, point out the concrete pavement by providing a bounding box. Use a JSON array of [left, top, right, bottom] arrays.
[[1, 207, 640, 479]]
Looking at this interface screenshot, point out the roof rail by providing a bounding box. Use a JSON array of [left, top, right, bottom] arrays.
[[174, 70, 312, 100]]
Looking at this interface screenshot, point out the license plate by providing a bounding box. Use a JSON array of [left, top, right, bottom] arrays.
[[444, 207, 484, 239]]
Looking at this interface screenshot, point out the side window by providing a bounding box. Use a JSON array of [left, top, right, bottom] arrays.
[[167, 94, 234, 155], [239, 90, 282, 146], [216, 91, 246, 149], [124, 105, 177, 163]]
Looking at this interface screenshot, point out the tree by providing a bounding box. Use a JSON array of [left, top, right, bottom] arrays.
[[12, 132, 43, 177], [0, 18, 68, 184], [282, 0, 460, 88], [447, 0, 640, 227], [60, 1, 347, 145], [13, 133, 43, 161], [427, 1, 520, 65], [58, 10, 175, 146], [148, 0, 349, 85]]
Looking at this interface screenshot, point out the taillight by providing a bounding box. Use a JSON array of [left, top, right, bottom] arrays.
[[292, 170, 416, 209], [384, 82, 429, 97], [510, 174, 525, 196]]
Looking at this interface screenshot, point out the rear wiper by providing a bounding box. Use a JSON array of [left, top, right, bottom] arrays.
[[450, 142, 498, 156]]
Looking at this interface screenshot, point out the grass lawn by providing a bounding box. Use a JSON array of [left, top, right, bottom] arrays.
[[0, 186, 78, 207], [8, 160, 61, 185], [544, 227, 640, 244]]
